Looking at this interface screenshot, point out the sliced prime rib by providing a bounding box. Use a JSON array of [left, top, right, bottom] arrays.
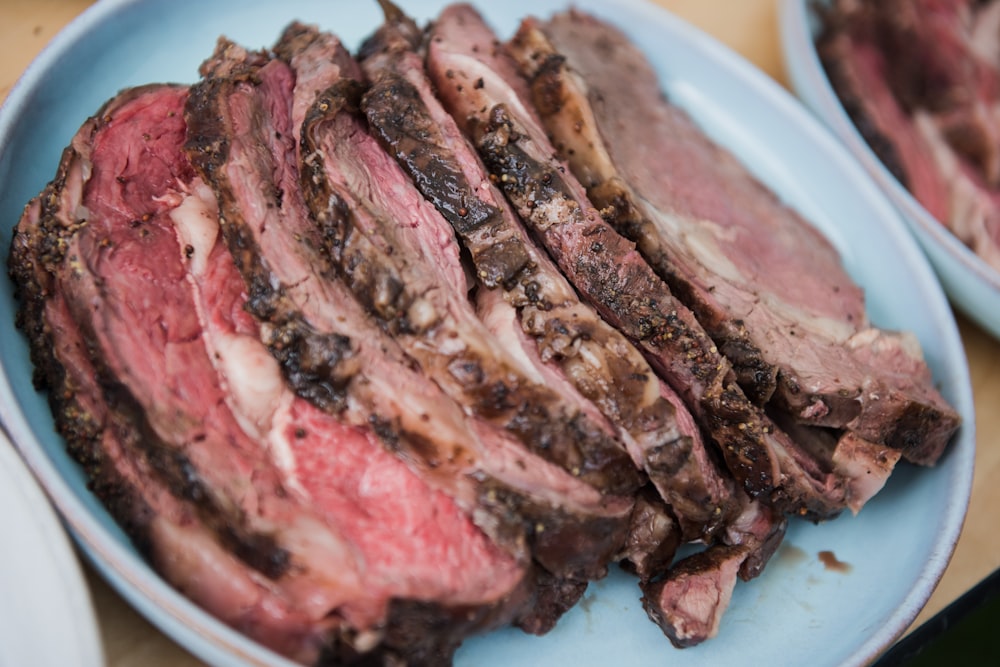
[[5, 5, 968, 662], [771, 415, 901, 515], [180, 177, 531, 612], [818, 2, 952, 221], [640, 544, 748, 649], [508, 10, 961, 469], [356, 6, 736, 542], [870, 0, 1000, 186], [172, 168, 534, 667], [426, 4, 848, 519], [183, 31, 635, 583], [9, 86, 349, 589], [818, 0, 1000, 273], [9, 83, 535, 664]]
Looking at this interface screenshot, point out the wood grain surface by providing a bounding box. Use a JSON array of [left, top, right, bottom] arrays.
[[2, 1, 998, 665]]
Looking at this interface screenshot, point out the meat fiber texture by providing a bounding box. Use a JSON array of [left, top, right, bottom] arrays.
[[817, 0, 1000, 272], [4, 1, 961, 664]]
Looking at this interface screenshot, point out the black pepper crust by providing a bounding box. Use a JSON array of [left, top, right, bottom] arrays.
[[473, 104, 846, 518], [362, 73, 534, 290]]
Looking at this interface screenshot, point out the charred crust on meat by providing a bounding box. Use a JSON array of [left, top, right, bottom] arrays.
[[356, 0, 423, 63], [470, 97, 794, 506], [362, 74, 534, 290], [514, 570, 588, 635], [187, 64, 366, 414], [883, 401, 945, 460], [526, 54, 570, 117], [643, 436, 696, 478], [266, 317, 356, 413], [366, 414, 401, 449], [299, 80, 436, 336], [315, 582, 535, 667], [476, 481, 629, 581], [616, 488, 683, 582], [220, 223, 360, 412]]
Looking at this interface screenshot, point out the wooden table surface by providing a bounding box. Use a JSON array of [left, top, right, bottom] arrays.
[[2, 1, 999, 665]]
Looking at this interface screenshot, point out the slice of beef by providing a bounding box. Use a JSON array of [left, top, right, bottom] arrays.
[[9, 82, 536, 665], [509, 11, 961, 468], [620, 491, 782, 615], [615, 487, 683, 582], [356, 6, 738, 541], [818, 0, 1000, 274], [359, 14, 535, 292], [271, 21, 363, 144], [911, 107, 1000, 272], [513, 569, 590, 636], [870, 0, 1000, 186], [640, 544, 748, 649], [772, 414, 902, 514], [721, 497, 787, 581], [12, 185, 331, 663], [817, 3, 952, 220], [184, 34, 634, 583], [426, 4, 846, 519], [10, 85, 354, 594]]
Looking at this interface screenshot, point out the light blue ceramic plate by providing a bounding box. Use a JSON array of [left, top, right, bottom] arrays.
[[0, 1, 974, 666], [780, 0, 1000, 340]]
